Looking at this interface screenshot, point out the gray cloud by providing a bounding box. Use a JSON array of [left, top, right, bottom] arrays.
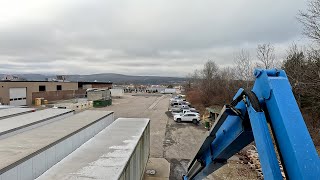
[[0, 0, 309, 76]]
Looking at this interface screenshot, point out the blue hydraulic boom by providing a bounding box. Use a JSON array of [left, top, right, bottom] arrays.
[[183, 69, 319, 180]]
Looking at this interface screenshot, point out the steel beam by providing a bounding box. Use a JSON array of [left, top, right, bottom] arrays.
[[253, 69, 320, 180]]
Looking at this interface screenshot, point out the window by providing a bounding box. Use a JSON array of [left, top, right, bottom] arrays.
[[57, 85, 62, 91], [39, 85, 46, 91]]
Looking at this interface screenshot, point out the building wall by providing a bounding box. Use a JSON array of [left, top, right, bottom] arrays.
[[87, 90, 111, 101], [110, 89, 124, 97], [82, 84, 92, 89], [0, 82, 78, 105], [78, 82, 112, 90], [91, 84, 112, 89], [32, 89, 86, 103]]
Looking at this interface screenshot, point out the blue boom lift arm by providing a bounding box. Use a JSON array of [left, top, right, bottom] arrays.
[[183, 69, 320, 180]]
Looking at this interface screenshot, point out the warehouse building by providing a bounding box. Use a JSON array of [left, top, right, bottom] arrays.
[[0, 109, 149, 180], [0, 81, 78, 106], [0, 81, 113, 106]]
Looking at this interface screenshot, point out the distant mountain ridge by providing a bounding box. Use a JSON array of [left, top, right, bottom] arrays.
[[0, 73, 186, 84]]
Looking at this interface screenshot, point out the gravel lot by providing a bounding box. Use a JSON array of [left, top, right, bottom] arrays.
[[98, 93, 257, 179]]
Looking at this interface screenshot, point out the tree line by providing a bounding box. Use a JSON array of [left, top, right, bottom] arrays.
[[185, 0, 320, 133]]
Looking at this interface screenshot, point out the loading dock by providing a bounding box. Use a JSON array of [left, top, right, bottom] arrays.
[[9, 88, 27, 106]]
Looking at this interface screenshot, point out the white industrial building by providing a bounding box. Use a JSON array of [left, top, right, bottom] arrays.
[[0, 108, 150, 180], [110, 88, 125, 98]]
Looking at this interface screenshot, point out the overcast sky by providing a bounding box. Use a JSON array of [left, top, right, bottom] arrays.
[[0, 0, 309, 76]]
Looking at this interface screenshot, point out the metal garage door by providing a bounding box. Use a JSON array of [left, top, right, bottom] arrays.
[[9, 88, 27, 106]]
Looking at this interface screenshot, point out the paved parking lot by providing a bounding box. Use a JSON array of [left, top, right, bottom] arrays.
[[99, 93, 257, 179]]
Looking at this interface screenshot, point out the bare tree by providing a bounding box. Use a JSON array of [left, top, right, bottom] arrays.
[[219, 67, 239, 101], [233, 49, 253, 88], [201, 60, 219, 80], [200, 60, 219, 106], [283, 43, 320, 128], [256, 43, 276, 69], [220, 67, 236, 81], [283, 44, 306, 84], [306, 47, 320, 80], [186, 60, 243, 106], [298, 0, 320, 43], [283, 44, 304, 105], [185, 69, 202, 91]]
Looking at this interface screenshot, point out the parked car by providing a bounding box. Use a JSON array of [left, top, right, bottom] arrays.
[[189, 109, 199, 113], [169, 98, 179, 102], [180, 101, 190, 105], [180, 105, 196, 111], [180, 109, 199, 115], [170, 106, 182, 112], [172, 109, 199, 116], [171, 102, 183, 106], [180, 104, 190, 109], [171, 109, 183, 116], [174, 112, 200, 124], [170, 96, 183, 101], [170, 96, 185, 101]]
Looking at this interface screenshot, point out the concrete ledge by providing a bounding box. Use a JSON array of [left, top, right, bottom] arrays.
[[0, 109, 74, 140], [37, 118, 150, 180], [0, 108, 35, 120], [0, 110, 114, 180]]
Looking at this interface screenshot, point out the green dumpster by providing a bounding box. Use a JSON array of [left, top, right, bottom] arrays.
[[93, 99, 112, 108], [106, 99, 112, 106]]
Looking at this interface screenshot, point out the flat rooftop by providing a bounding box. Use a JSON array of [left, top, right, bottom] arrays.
[[0, 106, 14, 110], [0, 108, 35, 119], [0, 109, 73, 137], [37, 118, 149, 180], [0, 110, 113, 174]]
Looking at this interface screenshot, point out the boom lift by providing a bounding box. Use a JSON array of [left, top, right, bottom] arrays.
[[184, 69, 319, 180]]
